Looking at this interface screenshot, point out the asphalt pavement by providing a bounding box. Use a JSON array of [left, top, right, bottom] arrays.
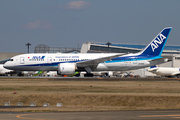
[[1, 110, 180, 120]]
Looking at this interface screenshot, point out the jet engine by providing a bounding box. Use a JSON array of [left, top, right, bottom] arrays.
[[57, 63, 76, 75], [105, 71, 114, 77]]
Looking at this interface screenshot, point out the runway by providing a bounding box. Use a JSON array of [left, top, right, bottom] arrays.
[[1, 110, 180, 120], [0, 77, 180, 119]]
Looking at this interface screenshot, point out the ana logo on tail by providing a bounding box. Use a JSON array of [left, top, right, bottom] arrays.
[[141, 27, 171, 56], [151, 34, 166, 52]]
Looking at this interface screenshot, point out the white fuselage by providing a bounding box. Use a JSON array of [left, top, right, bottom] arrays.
[[4, 53, 165, 72], [148, 67, 180, 76]]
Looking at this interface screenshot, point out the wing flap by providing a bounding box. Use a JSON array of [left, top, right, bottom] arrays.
[[150, 56, 173, 62]]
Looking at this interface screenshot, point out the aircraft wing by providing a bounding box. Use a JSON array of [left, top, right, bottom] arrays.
[[76, 53, 127, 69]]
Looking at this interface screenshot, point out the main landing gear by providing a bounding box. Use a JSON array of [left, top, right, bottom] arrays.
[[84, 73, 94, 77]]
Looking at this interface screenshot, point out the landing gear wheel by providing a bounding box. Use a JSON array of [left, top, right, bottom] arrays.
[[84, 73, 94, 77]]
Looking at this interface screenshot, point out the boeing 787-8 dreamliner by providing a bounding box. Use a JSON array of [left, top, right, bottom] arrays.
[[4, 27, 172, 77]]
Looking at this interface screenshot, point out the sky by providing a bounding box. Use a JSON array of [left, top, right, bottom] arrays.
[[1, 0, 180, 53]]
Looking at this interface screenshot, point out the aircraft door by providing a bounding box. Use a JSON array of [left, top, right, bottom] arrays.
[[20, 57, 25, 64], [48, 57, 52, 63]]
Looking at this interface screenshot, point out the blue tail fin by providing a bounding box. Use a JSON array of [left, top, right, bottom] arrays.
[[140, 27, 172, 56]]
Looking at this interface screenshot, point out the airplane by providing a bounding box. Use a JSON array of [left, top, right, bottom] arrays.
[[4, 27, 172, 77], [0, 64, 13, 75], [147, 66, 180, 78]]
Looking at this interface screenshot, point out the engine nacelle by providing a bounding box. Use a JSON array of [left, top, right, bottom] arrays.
[[57, 63, 76, 75], [105, 71, 114, 77]]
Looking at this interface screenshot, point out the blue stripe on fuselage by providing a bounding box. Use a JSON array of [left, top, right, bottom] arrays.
[[16, 60, 81, 67]]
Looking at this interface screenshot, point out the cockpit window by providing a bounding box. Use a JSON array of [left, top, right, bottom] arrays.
[[9, 59, 13, 61]]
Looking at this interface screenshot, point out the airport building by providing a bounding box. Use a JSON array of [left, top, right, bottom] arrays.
[[34, 44, 80, 53], [81, 41, 180, 54]]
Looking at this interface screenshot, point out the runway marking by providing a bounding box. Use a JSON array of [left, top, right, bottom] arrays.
[[17, 114, 48, 120]]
